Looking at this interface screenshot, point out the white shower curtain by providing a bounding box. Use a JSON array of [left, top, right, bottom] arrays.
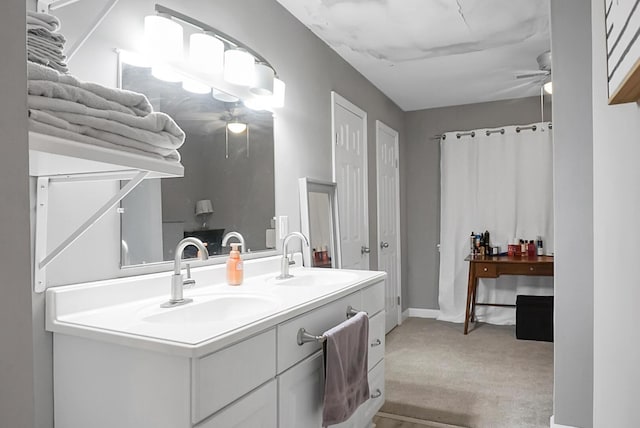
[[438, 122, 554, 325]]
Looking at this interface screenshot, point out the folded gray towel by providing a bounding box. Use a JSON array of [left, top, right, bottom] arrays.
[[27, 61, 153, 116], [322, 312, 370, 426], [27, 52, 68, 74], [27, 10, 60, 31], [28, 35, 65, 53], [29, 112, 181, 162], [28, 95, 185, 149], [28, 28, 66, 44]]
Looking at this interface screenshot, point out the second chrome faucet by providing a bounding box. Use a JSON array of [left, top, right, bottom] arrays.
[[277, 232, 309, 279]]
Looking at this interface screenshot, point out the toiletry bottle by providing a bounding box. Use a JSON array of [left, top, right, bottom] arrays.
[[536, 236, 544, 256], [226, 243, 243, 285], [527, 240, 536, 257]]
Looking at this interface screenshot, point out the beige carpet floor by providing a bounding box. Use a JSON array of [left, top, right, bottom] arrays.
[[380, 318, 553, 428]]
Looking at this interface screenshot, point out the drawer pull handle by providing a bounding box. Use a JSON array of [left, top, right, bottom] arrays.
[[483, 267, 488, 272], [370, 389, 382, 399], [371, 339, 382, 347], [530, 267, 534, 271], [346, 305, 367, 318]]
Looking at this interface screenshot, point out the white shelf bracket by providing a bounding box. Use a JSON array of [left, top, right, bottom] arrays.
[[34, 170, 149, 293]]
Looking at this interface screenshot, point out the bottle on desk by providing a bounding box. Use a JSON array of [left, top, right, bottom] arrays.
[[527, 240, 536, 257]]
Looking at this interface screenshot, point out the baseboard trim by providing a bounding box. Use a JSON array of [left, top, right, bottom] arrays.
[[550, 415, 579, 428], [376, 411, 464, 428], [405, 308, 440, 319]]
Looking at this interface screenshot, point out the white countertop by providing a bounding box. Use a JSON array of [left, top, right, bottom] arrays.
[[46, 255, 386, 357]]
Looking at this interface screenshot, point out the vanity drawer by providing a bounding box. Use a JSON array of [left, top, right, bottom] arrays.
[[361, 280, 385, 316], [368, 311, 385, 371], [277, 292, 361, 373], [361, 360, 385, 424], [195, 380, 277, 428], [192, 329, 276, 423], [475, 263, 497, 277]]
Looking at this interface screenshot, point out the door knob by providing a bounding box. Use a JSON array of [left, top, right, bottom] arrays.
[[361, 246, 371, 255], [380, 241, 389, 249]]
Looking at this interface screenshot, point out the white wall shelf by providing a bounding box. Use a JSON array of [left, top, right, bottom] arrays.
[[29, 131, 184, 292]]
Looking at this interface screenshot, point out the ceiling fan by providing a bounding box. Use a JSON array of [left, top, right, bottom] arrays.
[[515, 50, 552, 94]]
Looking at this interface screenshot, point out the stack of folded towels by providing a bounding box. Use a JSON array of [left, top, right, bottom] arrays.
[[27, 11, 68, 74], [26, 12, 185, 162]]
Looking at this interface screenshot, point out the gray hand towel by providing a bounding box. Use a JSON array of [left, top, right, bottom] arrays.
[[322, 312, 370, 426]]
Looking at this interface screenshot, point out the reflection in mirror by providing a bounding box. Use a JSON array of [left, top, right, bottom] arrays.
[[298, 178, 341, 269], [119, 62, 275, 266]]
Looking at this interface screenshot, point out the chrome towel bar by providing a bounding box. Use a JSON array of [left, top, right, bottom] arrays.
[[297, 306, 367, 346]]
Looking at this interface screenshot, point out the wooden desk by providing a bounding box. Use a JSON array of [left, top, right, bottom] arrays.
[[464, 255, 554, 334]]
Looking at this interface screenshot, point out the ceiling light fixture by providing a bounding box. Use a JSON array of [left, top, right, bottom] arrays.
[[227, 121, 247, 134]]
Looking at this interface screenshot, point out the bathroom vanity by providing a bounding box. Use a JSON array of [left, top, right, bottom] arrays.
[[46, 255, 386, 428]]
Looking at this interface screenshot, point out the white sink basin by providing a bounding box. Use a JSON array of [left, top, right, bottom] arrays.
[[267, 269, 359, 287], [140, 293, 281, 325]]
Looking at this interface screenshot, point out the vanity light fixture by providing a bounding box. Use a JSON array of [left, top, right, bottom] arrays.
[[224, 48, 256, 86], [143, 5, 285, 108], [182, 78, 211, 94], [212, 89, 239, 103], [189, 32, 224, 75], [250, 63, 275, 96], [144, 14, 183, 63]]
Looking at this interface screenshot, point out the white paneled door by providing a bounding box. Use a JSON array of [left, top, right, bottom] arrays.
[[331, 92, 369, 270], [376, 121, 401, 333]]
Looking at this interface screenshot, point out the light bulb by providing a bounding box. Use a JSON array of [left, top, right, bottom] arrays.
[[189, 33, 224, 75], [227, 122, 247, 134], [224, 49, 255, 86]]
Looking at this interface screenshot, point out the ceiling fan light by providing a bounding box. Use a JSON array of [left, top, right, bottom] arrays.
[[182, 78, 211, 94], [250, 64, 275, 96], [272, 77, 285, 108], [227, 121, 247, 134], [144, 15, 183, 62], [189, 33, 224, 75], [543, 81, 553, 94], [224, 49, 255, 86]]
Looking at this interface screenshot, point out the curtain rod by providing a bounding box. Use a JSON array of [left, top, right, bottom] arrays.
[[430, 122, 552, 140]]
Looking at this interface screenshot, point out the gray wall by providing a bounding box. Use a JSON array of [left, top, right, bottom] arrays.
[[403, 96, 551, 310], [0, 2, 35, 428], [591, 0, 640, 425], [550, 1, 594, 426]]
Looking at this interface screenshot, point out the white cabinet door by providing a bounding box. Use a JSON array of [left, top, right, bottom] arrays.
[[196, 380, 277, 428], [278, 351, 324, 428]]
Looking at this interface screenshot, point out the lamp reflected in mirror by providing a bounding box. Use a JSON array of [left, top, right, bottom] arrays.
[[195, 199, 213, 229]]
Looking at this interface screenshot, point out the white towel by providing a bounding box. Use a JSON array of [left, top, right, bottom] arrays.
[[27, 47, 68, 73], [29, 114, 181, 162], [322, 312, 370, 426], [27, 61, 152, 116], [28, 96, 185, 149], [29, 109, 182, 159], [28, 28, 66, 44], [29, 80, 142, 116], [27, 10, 60, 31]]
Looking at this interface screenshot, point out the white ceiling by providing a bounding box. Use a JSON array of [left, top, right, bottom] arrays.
[[275, 0, 551, 111]]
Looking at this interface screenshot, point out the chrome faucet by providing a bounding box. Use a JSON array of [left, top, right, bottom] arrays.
[[161, 237, 209, 308], [277, 232, 309, 279], [222, 231, 246, 253]]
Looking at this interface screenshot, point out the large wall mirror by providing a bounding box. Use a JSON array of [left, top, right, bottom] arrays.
[[298, 178, 341, 269], [119, 61, 275, 266]]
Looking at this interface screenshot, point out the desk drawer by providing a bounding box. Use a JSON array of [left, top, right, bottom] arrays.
[[475, 263, 497, 277], [499, 263, 553, 276]]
